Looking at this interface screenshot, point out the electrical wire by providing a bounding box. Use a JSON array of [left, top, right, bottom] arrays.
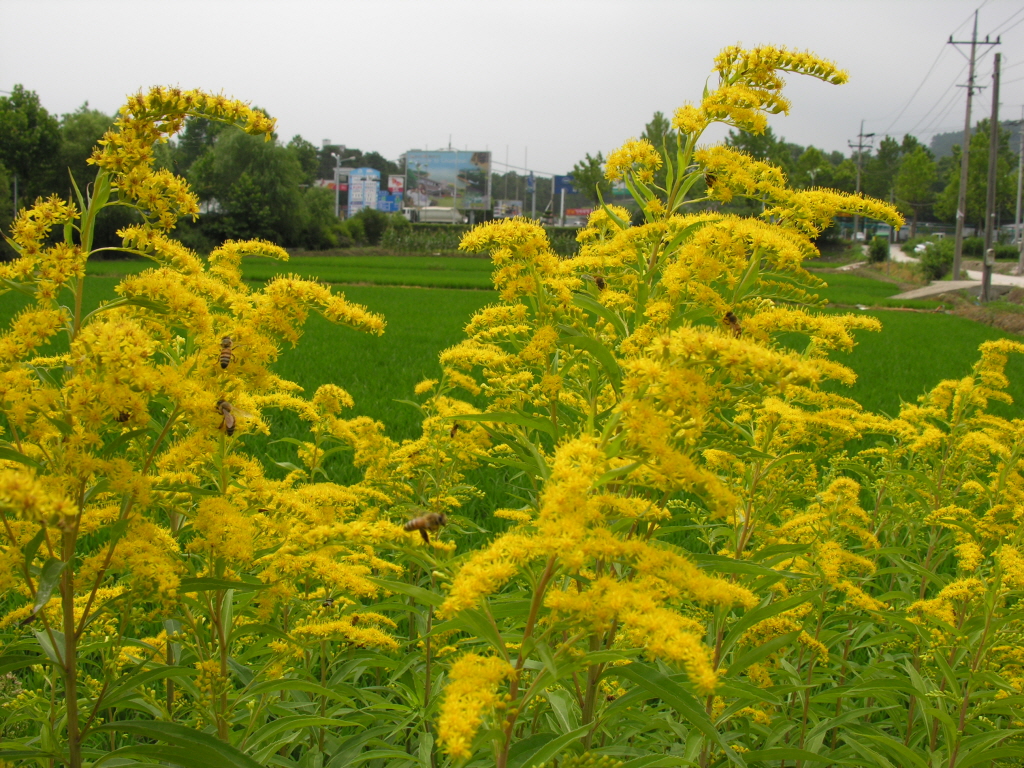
[[881, 46, 951, 135], [903, 60, 970, 137], [988, 4, 1024, 35]]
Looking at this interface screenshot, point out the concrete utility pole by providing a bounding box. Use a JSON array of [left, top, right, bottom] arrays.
[[949, 11, 999, 280], [982, 53, 1001, 303], [847, 120, 875, 239]]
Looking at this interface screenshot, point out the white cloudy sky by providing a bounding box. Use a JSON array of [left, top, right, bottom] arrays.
[[3, 0, 1024, 175]]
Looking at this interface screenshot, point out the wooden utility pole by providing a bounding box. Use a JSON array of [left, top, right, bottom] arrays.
[[982, 53, 1001, 303], [1016, 107, 1024, 275], [847, 120, 875, 239], [949, 11, 999, 280]]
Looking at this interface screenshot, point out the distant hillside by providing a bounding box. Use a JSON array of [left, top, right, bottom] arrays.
[[930, 120, 1022, 158]]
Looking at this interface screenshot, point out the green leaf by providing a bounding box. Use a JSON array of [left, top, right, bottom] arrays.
[[247, 715, 352, 754], [21, 527, 46, 572], [615, 664, 745, 766], [101, 428, 150, 458], [81, 296, 169, 326], [367, 577, 444, 607], [557, 331, 622, 394], [96, 666, 194, 711], [572, 292, 627, 339], [742, 748, 850, 765], [0, 654, 46, 675], [30, 558, 66, 617], [507, 724, 590, 768], [178, 577, 269, 592], [0, 446, 44, 471], [92, 721, 263, 768], [32, 629, 65, 666], [454, 411, 556, 439]]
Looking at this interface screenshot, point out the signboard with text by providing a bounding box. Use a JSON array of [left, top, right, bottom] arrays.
[[347, 167, 380, 216], [388, 175, 405, 194]]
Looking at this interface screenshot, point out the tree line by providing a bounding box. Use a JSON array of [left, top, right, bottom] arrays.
[[2, 85, 1020, 256], [570, 111, 1021, 239]]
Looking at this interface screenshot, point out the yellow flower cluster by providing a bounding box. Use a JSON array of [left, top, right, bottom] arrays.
[[605, 138, 663, 183], [437, 653, 515, 758]]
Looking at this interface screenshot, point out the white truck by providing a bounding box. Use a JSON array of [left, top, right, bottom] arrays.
[[404, 206, 467, 224]]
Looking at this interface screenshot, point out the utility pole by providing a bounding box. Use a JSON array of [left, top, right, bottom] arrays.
[[1016, 109, 1024, 275], [982, 53, 1001, 303], [949, 11, 999, 280], [847, 120, 875, 240]]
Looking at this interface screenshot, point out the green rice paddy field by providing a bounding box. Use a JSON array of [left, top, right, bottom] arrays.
[[4, 254, 1023, 526], [6, 255, 1023, 439]]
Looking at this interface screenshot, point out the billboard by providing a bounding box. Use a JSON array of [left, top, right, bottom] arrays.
[[376, 192, 403, 213], [348, 168, 380, 216], [553, 175, 576, 194], [493, 200, 523, 218], [388, 175, 405, 194], [405, 151, 491, 210]]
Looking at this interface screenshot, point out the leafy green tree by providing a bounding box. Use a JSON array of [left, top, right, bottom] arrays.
[[570, 151, 611, 205], [725, 126, 794, 174], [829, 158, 858, 193], [173, 116, 226, 175], [641, 111, 676, 188], [58, 104, 141, 250], [862, 135, 901, 200], [287, 135, 320, 186], [190, 130, 304, 244], [934, 118, 1017, 232], [0, 85, 61, 202], [793, 146, 833, 188], [0, 162, 13, 256], [58, 103, 114, 193], [894, 145, 937, 237]]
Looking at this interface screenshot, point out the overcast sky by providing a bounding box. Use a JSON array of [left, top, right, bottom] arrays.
[[3, 0, 1024, 176]]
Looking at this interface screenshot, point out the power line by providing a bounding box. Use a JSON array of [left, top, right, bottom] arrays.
[[881, 45, 951, 135], [904, 60, 970, 136], [989, 4, 1024, 35]]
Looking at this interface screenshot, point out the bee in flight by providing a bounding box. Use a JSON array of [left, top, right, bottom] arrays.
[[322, 597, 334, 608], [217, 399, 237, 436], [722, 311, 742, 338], [218, 336, 234, 370], [403, 511, 447, 543]]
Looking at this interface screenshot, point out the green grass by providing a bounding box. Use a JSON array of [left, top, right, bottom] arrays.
[[813, 271, 940, 309], [829, 309, 1024, 417], [4, 266, 1024, 526], [87, 253, 496, 289]]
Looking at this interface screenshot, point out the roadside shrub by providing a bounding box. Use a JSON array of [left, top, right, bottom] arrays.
[[867, 235, 888, 263], [351, 206, 390, 245], [962, 236, 984, 256], [919, 237, 955, 280]]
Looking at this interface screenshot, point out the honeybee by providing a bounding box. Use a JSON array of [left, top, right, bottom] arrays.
[[218, 336, 234, 370], [216, 399, 236, 436], [449, 422, 459, 439], [595, 276, 606, 291], [722, 311, 742, 338], [704, 172, 717, 189], [114, 411, 131, 423], [403, 511, 447, 544]]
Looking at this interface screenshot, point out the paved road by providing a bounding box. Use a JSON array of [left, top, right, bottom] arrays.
[[885, 242, 1024, 288]]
